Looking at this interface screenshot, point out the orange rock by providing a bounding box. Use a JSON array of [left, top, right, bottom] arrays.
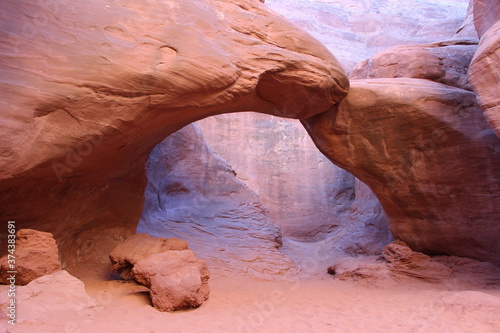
[[0, 229, 61, 285], [132, 250, 210, 312], [350, 39, 477, 91]]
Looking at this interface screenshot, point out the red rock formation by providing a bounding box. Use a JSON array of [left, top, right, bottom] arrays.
[[267, 0, 471, 71], [109, 233, 210, 311], [473, 0, 500, 37], [455, 0, 480, 39], [469, 20, 500, 138], [0, 0, 348, 275], [331, 242, 500, 288], [303, 78, 500, 265]]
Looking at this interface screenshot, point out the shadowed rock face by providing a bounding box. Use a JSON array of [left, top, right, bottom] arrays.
[[267, 0, 472, 71], [0, 0, 348, 275], [303, 78, 500, 265]]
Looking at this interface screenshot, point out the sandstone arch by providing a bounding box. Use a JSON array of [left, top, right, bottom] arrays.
[[0, 0, 348, 275]]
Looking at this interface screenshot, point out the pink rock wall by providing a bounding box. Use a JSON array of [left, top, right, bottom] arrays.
[[198, 114, 356, 241]]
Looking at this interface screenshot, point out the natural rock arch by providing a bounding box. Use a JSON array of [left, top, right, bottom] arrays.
[[0, 0, 348, 276], [1, 0, 499, 278]]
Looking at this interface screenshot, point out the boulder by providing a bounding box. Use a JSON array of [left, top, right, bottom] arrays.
[[383, 240, 415, 263], [109, 233, 188, 279], [469, 20, 500, 138], [303, 78, 500, 265], [131, 250, 210, 312], [0, 229, 61, 285], [0, 0, 348, 275], [0, 270, 99, 326], [350, 39, 478, 91]]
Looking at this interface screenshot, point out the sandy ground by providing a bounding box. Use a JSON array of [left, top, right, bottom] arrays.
[[2, 272, 499, 333]]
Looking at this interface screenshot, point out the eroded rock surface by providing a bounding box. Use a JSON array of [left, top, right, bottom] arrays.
[[196, 0, 471, 249], [303, 78, 500, 265], [0, 0, 348, 275], [0, 229, 61, 285], [198, 114, 356, 241], [469, 20, 500, 138], [267, 0, 471, 71], [383, 240, 454, 283]]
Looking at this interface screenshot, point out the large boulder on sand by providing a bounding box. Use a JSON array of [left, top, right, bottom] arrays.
[[132, 250, 210, 312], [110, 234, 209, 311], [0, 229, 61, 285], [109, 233, 188, 279]]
